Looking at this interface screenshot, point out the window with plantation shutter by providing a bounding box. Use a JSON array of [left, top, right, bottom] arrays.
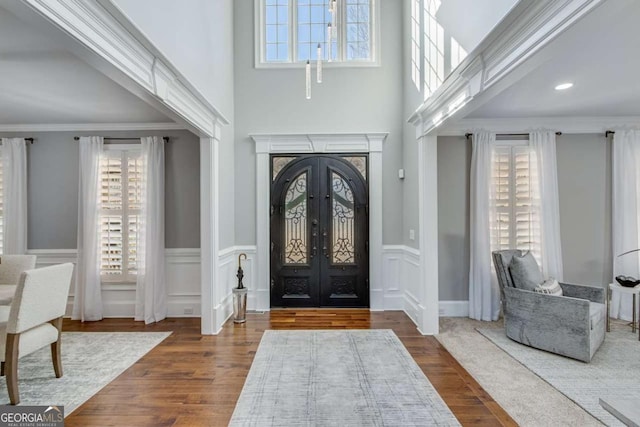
[[490, 143, 541, 264], [99, 147, 142, 282]]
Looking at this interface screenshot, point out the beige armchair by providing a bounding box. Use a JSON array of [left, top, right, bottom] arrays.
[[0, 255, 37, 305], [0, 263, 74, 404]]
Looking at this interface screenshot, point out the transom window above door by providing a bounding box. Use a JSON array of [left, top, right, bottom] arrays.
[[256, 0, 379, 67]]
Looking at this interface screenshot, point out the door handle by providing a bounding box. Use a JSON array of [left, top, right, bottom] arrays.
[[322, 229, 329, 258], [311, 231, 318, 258]]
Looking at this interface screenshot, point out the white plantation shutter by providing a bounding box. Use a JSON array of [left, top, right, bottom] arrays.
[[490, 147, 510, 252], [490, 144, 541, 265], [99, 148, 141, 282]]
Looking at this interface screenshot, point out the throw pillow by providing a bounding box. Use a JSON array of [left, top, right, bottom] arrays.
[[534, 278, 563, 296], [508, 252, 544, 291]]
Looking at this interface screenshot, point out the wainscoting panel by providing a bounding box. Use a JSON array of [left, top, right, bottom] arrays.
[[28, 246, 469, 322], [28, 248, 201, 318]]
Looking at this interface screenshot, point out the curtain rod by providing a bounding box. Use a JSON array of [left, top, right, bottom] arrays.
[[73, 136, 169, 143], [465, 132, 562, 140]]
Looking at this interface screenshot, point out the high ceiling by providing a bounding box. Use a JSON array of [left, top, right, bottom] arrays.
[[0, 5, 171, 124], [466, 0, 640, 119]]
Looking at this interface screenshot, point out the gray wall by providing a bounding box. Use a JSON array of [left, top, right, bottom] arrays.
[[435, 133, 613, 301], [233, 0, 404, 246], [437, 136, 470, 300], [557, 134, 612, 286], [0, 130, 200, 249]]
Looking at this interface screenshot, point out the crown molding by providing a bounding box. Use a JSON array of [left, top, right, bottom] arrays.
[[250, 133, 389, 154], [438, 116, 640, 136], [0, 122, 186, 132], [19, 0, 228, 137], [409, 0, 605, 136]]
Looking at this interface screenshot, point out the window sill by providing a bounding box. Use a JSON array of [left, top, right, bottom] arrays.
[[255, 60, 381, 70], [101, 282, 136, 291]]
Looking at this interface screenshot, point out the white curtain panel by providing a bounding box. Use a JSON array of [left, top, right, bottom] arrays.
[[611, 129, 640, 320], [135, 136, 166, 324], [469, 131, 500, 321], [72, 136, 104, 322], [529, 131, 564, 281], [1, 138, 28, 254]]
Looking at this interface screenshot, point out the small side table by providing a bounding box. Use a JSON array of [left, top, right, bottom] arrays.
[[607, 282, 640, 340]]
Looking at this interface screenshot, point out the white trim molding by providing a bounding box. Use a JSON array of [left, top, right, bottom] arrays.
[[0, 123, 186, 133], [251, 132, 387, 311], [417, 133, 439, 335], [408, 0, 605, 136], [439, 116, 640, 136], [14, 0, 228, 137], [200, 133, 221, 334]]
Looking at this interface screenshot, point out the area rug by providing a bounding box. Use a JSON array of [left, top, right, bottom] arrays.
[[229, 329, 460, 426], [479, 326, 640, 427], [436, 317, 602, 426], [0, 332, 171, 415]]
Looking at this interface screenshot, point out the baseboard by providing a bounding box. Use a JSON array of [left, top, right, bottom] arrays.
[[439, 300, 469, 317]]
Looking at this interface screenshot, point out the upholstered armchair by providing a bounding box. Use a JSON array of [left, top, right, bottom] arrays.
[[0, 263, 74, 404], [492, 250, 606, 362], [0, 255, 37, 305]]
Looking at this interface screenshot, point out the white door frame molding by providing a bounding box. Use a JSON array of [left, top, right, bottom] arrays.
[[251, 133, 388, 311], [416, 129, 439, 335], [200, 125, 222, 334]]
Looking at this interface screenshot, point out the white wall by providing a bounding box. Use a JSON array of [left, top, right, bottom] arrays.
[[233, 0, 404, 246], [111, 0, 235, 120]]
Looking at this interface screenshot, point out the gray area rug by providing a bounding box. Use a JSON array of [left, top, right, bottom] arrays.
[[479, 326, 640, 427], [0, 332, 171, 415], [230, 329, 460, 426]]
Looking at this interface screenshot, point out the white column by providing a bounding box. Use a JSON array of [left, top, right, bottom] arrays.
[[255, 143, 271, 311], [368, 135, 385, 310], [417, 131, 439, 334], [200, 127, 221, 334]]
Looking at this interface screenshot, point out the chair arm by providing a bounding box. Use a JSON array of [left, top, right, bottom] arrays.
[[503, 286, 595, 362], [559, 282, 605, 304], [504, 286, 591, 329]]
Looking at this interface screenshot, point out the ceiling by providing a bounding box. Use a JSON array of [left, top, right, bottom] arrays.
[[466, 0, 640, 119], [436, 0, 519, 52], [0, 5, 171, 124]]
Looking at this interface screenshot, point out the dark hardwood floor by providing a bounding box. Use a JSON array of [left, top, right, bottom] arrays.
[[63, 311, 515, 426]]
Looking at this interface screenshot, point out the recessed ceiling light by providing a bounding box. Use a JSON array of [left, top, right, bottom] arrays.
[[555, 82, 574, 91]]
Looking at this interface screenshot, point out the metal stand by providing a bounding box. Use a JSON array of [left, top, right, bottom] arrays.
[[232, 288, 248, 324]]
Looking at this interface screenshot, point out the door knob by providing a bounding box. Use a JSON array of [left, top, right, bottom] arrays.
[[312, 219, 318, 226]]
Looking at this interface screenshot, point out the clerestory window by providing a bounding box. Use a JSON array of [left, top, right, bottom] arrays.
[[256, 0, 379, 67]]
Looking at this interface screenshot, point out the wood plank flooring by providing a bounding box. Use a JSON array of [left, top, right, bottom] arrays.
[[63, 310, 515, 426]]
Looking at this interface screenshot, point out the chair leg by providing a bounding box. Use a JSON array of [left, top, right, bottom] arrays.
[[49, 317, 63, 378], [5, 333, 20, 405]]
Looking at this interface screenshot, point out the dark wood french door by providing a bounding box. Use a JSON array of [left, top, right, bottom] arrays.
[[270, 155, 369, 308]]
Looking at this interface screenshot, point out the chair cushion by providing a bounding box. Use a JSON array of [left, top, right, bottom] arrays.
[[534, 278, 563, 296], [508, 252, 544, 291], [589, 302, 605, 331]]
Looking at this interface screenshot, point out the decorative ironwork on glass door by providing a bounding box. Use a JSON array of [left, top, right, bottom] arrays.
[[284, 173, 308, 264]]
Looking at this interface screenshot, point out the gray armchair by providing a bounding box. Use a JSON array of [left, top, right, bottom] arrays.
[[492, 250, 606, 362]]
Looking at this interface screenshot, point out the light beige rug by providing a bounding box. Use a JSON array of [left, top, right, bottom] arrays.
[[0, 332, 171, 416], [435, 317, 603, 427]]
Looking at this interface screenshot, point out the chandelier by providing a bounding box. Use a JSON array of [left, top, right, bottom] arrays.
[[306, 0, 338, 99]]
